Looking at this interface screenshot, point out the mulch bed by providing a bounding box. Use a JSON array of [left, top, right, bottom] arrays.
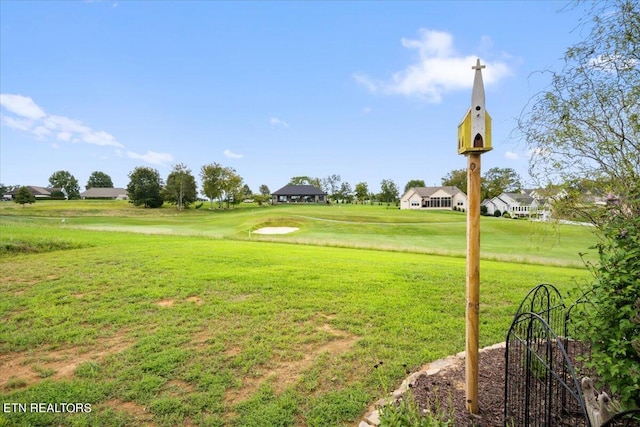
[[410, 348, 505, 426]]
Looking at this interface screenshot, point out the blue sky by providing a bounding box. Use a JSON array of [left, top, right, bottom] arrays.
[[1, 1, 589, 194]]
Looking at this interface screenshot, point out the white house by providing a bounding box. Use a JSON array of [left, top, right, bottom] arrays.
[[400, 186, 467, 210], [482, 191, 550, 219]]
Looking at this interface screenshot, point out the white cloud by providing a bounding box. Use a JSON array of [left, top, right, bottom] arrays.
[[0, 93, 46, 119], [505, 151, 520, 160], [1, 115, 33, 132], [270, 117, 289, 128], [57, 132, 72, 141], [362, 106, 373, 115], [1, 93, 175, 169], [0, 93, 124, 148], [224, 149, 244, 159], [354, 29, 513, 102], [126, 150, 174, 166]]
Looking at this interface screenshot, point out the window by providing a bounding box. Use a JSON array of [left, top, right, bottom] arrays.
[[424, 197, 452, 208]]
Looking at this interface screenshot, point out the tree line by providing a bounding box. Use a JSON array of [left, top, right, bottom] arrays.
[[287, 166, 523, 205], [6, 164, 524, 208]]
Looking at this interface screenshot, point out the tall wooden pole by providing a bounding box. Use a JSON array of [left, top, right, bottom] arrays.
[[465, 152, 481, 414], [458, 58, 491, 415]]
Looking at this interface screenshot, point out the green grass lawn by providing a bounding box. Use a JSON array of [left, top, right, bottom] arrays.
[[1, 200, 597, 266], [0, 201, 595, 426]]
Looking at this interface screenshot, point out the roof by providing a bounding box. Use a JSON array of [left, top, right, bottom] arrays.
[[5, 186, 60, 196], [502, 192, 534, 204], [81, 187, 128, 198], [272, 184, 327, 196], [402, 186, 466, 199]]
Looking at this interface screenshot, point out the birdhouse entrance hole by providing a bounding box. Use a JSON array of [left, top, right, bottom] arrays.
[[473, 133, 483, 148]]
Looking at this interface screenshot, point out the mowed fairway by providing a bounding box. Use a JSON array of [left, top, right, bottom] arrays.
[[0, 202, 594, 426]]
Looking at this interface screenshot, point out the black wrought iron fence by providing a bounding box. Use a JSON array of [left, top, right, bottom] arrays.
[[503, 284, 640, 427]]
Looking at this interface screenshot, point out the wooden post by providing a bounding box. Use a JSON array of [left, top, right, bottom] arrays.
[[458, 59, 491, 415], [466, 152, 481, 414]]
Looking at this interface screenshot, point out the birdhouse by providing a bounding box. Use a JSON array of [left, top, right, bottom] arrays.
[[458, 59, 492, 155]]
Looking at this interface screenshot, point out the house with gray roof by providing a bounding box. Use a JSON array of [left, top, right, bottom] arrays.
[[271, 184, 327, 204], [80, 187, 128, 200], [4, 186, 64, 199], [400, 186, 467, 210], [482, 191, 549, 219]]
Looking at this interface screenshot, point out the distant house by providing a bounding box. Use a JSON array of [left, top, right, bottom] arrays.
[[271, 185, 327, 204], [80, 187, 128, 200], [400, 186, 467, 210], [482, 190, 549, 219], [4, 186, 64, 200]]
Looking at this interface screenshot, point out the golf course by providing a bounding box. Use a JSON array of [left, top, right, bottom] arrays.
[[0, 201, 596, 426]]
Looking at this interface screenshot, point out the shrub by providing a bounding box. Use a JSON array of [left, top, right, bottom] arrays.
[[493, 210, 501, 217], [577, 210, 640, 409]]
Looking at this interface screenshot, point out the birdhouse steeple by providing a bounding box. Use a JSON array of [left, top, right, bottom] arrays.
[[458, 59, 492, 155]]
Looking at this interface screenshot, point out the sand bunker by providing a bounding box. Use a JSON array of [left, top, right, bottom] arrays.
[[253, 227, 299, 234]]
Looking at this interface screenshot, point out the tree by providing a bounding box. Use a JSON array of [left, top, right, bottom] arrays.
[[86, 171, 114, 189], [441, 169, 468, 192], [220, 167, 243, 208], [518, 0, 639, 408], [14, 186, 35, 206], [338, 182, 353, 203], [242, 184, 253, 199], [48, 170, 80, 199], [200, 163, 244, 209], [518, 0, 639, 223], [259, 184, 271, 197], [481, 167, 522, 200], [126, 166, 164, 208], [164, 163, 197, 210], [288, 176, 321, 188], [379, 179, 399, 203], [200, 163, 224, 208], [354, 182, 369, 204], [322, 174, 341, 202], [404, 179, 425, 193]]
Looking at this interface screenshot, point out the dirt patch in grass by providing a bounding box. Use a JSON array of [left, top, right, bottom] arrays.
[[156, 299, 175, 307], [190, 329, 211, 347], [0, 332, 134, 391], [156, 297, 204, 307], [102, 399, 155, 426], [186, 296, 203, 305], [224, 319, 358, 406]]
